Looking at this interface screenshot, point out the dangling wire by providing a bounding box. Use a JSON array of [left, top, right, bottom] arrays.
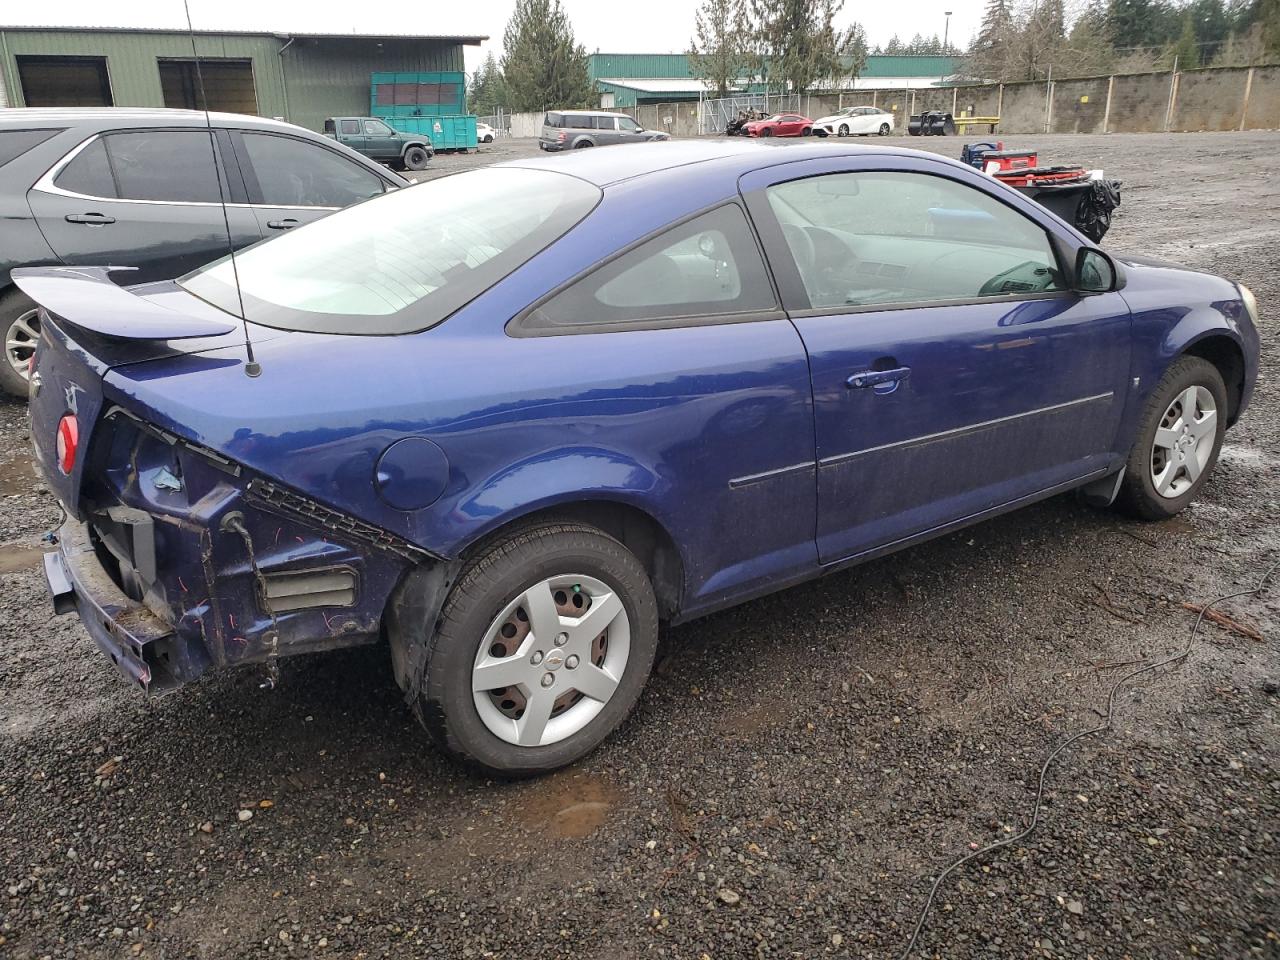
[[181, 0, 259, 377], [899, 554, 1280, 959]]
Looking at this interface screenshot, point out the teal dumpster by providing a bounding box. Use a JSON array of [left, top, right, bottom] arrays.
[[386, 115, 478, 151]]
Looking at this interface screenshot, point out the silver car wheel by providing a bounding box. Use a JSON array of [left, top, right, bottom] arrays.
[[5, 307, 39, 381], [1150, 384, 1217, 498], [471, 574, 630, 747]]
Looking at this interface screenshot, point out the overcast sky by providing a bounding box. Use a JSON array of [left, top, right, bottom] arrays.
[[5, 0, 980, 75]]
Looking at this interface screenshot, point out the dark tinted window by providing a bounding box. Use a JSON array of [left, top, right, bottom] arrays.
[[339, 119, 360, 134], [103, 130, 226, 203], [525, 204, 776, 331], [0, 128, 61, 168], [240, 133, 385, 207], [545, 112, 564, 128], [53, 138, 116, 197], [591, 116, 615, 130]]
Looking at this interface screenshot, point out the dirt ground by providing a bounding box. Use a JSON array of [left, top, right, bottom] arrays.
[[2, 131, 1278, 959]]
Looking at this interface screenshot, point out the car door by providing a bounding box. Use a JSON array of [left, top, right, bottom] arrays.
[[26, 128, 261, 282], [741, 156, 1132, 564], [362, 119, 401, 161], [617, 115, 646, 142], [848, 108, 873, 134], [230, 130, 391, 234], [336, 118, 365, 154]]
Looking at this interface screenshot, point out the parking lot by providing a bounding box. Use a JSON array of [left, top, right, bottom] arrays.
[[1, 130, 1277, 959]]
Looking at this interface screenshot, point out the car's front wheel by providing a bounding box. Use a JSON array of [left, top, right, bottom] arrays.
[[412, 522, 659, 776], [1116, 356, 1227, 520], [879, 123, 891, 136], [403, 146, 431, 170], [838, 123, 849, 136], [1, 288, 39, 399]]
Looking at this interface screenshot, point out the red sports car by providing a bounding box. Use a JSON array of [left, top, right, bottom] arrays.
[[744, 113, 813, 137]]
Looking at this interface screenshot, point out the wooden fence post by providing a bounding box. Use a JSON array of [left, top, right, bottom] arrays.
[[996, 83, 1004, 126], [1239, 67, 1255, 130], [1102, 75, 1114, 133]]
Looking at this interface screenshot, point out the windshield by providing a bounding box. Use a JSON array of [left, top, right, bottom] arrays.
[[180, 167, 601, 334]]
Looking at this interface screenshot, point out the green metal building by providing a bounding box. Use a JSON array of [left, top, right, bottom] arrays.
[[588, 52, 964, 107], [0, 26, 486, 133]]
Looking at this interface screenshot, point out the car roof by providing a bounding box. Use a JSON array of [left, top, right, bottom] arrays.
[[0, 107, 306, 133], [502, 138, 917, 188]]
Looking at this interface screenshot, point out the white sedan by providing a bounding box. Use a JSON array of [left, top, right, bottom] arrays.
[[813, 106, 895, 137], [476, 121, 496, 144]]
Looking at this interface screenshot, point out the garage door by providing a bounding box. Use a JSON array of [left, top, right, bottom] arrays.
[[17, 56, 113, 107], [159, 59, 258, 115]]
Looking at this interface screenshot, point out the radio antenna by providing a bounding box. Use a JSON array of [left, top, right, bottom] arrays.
[[182, 0, 260, 377]]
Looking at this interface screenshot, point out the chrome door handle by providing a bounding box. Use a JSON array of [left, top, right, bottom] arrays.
[[846, 366, 912, 390], [267, 218, 299, 230]]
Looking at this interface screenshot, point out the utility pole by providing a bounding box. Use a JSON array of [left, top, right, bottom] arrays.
[[941, 11, 953, 87]]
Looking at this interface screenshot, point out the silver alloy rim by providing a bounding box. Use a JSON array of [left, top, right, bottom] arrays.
[[472, 574, 630, 747], [838, 124, 849, 136], [1150, 384, 1216, 498], [6, 307, 39, 381]]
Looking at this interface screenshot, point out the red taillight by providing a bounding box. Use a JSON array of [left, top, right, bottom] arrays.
[[557, 130, 566, 142], [56, 414, 79, 475]]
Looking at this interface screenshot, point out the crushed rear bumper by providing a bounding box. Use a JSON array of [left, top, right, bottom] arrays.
[[44, 519, 188, 694]]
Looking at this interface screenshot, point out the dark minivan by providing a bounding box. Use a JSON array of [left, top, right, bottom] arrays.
[[0, 108, 407, 397]]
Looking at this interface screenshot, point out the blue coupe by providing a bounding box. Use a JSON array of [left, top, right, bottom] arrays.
[[20, 140, 1259, 775]]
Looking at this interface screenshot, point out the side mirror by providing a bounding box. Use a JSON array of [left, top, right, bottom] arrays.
[[1076, 247, 1117, 293]]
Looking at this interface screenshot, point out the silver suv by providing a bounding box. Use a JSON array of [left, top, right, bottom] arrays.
[[539, 110, 670, 151]]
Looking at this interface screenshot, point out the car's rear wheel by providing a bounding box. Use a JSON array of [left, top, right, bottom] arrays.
[[483, 134, 494, 143], [1116, 356, 1227, 520], [412, 522, 659, 776], [879, 123, 891, 136], [1, 288, 39, 399], [574, 139, 593, 149], [838, 124, 849, 136], [801, 127, 812, 137], [403, 146, 430, 170]]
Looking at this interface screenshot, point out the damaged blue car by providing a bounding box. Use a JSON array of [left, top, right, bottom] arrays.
[[22, 139, 1259, 775]]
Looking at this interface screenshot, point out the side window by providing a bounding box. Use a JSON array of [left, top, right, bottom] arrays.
[[524, 204, 776, 331], [239, 133, 386, 208], [592, 116, 616, 130], [364, 120, 393, 136], [618, 116, 641, 133], [100, 131, 227, 203], [339, 120, 360, 135], [54, 138, 116, 197], [766, 171, 1065, 310]]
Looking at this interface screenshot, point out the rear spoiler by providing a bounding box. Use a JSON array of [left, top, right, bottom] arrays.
[[12, 266, 238, 340]]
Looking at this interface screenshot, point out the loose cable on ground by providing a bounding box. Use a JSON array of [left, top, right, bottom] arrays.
[[899, 555, 1280, 959]]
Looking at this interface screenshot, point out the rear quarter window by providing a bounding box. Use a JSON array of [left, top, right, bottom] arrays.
[[545, 113, 564, 128], [0, 128, 62, 168]]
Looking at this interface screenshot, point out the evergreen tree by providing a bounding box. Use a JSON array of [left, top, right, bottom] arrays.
[[748, 0, 849, 94], [971, 0, 1017, 80], [500, 0, 593, 112], [1167, 11, 1202, 66], [688, 0, 752, 97], [469, 53, 509, 115]]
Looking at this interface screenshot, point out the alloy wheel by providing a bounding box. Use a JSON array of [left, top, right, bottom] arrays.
[[1150, 384, 1216, 498], [838, 124, 849, 136], [472, 574, 630, 747], [5, 307, 39, 382]]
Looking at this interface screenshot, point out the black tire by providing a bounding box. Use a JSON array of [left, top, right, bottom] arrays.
[[1115, 356, 1228, 521], [411, 522, 659, 777], [0, 287, 39, 399], [801, 127, 812, 137], [402, 146, 430, 171], [838, 123, 849, 137], [573, 139, 593, 148], [761, 127, 773, 137], [483, 134, 494, 143], [878, 123, 891, 136]]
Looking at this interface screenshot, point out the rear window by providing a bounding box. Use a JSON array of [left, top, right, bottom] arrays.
[[179, 167, 601, 335], [0, 128, 61, 168]]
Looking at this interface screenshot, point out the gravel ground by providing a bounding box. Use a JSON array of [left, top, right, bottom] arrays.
[[2, 132, 1278, 959]]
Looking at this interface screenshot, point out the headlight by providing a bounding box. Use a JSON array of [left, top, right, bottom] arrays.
[[1239, 284, 1259, 324]]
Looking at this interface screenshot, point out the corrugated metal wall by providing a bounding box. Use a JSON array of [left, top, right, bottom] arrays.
[[284, 38, 463, 132], [588, 53, 691, 81], [0, 30, 467, 132]]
